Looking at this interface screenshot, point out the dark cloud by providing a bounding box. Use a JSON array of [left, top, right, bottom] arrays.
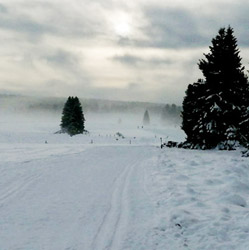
[[113, 54, 143, 65], [41, 50, 90, 88], [108, 3, 249, 50], [44, 50, 79, 68], [148, 57, 173, 65], [136, 4, 249, 49], [112, 54, 173, 66], [0, 2, 106, 41], [117, 37, 133, 46], [222, 4, 249, 46], [0, 13, 54, 40], [0, 3, 8, 13], [135, 7, 209, 48]]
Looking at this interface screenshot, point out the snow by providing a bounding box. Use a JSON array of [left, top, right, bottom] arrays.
[[145, 149, 249, 249], [1, 111, 249, 250], [210, 102, 221, 112]]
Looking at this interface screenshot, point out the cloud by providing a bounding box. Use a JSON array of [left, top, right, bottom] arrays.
[[112, 54, 143, 65], [0, 0, 249, 105], [43, 50, 80, 68], [0, 1, 107, 41], [114, 3, 249, 49], [112, 54, 173, 66], [0, 3, 7, 13], [0, 15, 53, 37], [134, 7, 209, 48], [127, 82, 140, 89]]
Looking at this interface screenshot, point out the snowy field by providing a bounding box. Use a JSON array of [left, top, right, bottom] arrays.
[[1, 111, 249, 250]]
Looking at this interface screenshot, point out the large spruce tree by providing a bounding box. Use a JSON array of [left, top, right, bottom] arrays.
[[182, 26, 248, 149], [182, 79, 206, 148], [61, 96, 85, 136]]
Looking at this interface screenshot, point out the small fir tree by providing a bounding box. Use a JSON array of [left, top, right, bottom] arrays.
[[61, 96, 73, 132], [161, 104, 170, 121], [60, 96, 85, 136], [143, 110, 150, 125]]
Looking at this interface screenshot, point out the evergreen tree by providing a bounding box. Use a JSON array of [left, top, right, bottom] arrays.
[[182, 26, 248, 149], [61, 96, 73, 132], [161, 104, 170, 121], [162, 104, 181, 123], [61, 96, 85, 136], [181, 79, 206, 148], [240, 106, 249, 146], [143, 110, 150, 125], [169, 104, 177, 116]]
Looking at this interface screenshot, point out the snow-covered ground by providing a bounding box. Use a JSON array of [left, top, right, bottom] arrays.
[[1, 111, 249, 250]]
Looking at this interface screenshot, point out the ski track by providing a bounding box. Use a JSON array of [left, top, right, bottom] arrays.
[[91, 153, 140, 250], [0, 172, 42, 207], [0, 146, 86, 208], [0, 145, 156, 250]]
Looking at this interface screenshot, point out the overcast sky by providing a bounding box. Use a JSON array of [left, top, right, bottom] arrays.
[[0, 0, 249, 104]]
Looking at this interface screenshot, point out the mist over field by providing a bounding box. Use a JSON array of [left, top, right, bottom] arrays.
[[0, 94, 183, 146], [0, 93, 182, 131], [0, 94, 179, 114]]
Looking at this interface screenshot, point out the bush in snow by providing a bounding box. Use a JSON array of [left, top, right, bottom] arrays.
[[182, 26, 249, 150], [116, 132, 125, 139], [60, 96, 85, 136], [164, 141, 179, 148]]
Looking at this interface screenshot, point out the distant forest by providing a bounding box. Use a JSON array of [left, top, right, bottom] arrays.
[[0, 94, 182, 122]]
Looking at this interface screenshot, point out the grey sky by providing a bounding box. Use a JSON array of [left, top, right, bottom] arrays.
[[0, 0, 249, 104]]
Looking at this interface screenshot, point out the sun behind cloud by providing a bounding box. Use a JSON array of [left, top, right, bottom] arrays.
[[111, 12, 132, 37], [114, 20, 130, 36]]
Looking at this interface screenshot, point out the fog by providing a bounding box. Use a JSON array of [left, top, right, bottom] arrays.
[[0, 94, 181, 124], [0, 94, 183, 144]]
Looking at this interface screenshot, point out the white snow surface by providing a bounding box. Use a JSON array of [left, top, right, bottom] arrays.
[[1, 111, 249, 250]]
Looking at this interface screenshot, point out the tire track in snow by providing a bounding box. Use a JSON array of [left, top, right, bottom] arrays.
[[91, 151, 145, 250]]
